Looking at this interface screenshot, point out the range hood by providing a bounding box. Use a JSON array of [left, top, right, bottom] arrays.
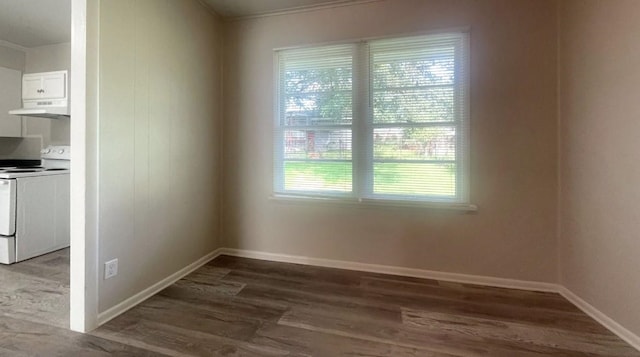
[[9, 107, 69, 120], [9, 70, 70, 120]]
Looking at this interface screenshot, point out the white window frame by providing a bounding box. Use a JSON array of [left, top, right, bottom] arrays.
[[273, 32, 475, 210]]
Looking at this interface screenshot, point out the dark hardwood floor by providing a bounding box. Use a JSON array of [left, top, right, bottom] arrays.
[[0, 252, 638, 356]]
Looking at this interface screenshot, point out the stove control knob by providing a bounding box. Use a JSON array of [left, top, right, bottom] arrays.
[[41, 149, 51, 154], [58, 149, 65, 154]]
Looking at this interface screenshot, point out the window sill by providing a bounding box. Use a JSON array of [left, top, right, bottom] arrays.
[[269, 194, 478, 212]]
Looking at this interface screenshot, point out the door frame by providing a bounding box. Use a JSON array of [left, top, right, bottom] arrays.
[[69, 0, 99, 332]]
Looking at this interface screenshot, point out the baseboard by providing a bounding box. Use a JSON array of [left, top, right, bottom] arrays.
[[558, 286, 640, 351], [96, 248, 224, 326], [218, 248, 558, 292]]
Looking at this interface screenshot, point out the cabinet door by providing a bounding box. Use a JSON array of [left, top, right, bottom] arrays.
[[15, 175, 70, 261], [22, 74, 43, 100], [0, 67, 23, 137], [41, 72, 66, 99], [15, 176, 55, 261]]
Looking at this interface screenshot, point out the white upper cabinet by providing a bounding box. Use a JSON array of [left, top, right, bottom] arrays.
[[22, 75, 43, 100], [22, 71, 66, 101], [0, 67, 23, 137]]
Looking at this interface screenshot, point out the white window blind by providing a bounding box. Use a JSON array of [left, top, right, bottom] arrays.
[[367, 33, 469, 202], [275, 44, 355, 196], [274, 32, 470, 205]]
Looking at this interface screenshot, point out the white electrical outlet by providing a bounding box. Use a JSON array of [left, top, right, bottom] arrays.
[[104, 258, 118, 279]]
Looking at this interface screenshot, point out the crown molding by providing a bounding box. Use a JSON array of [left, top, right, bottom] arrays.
[[0, 39, 27, 52], [225, 0, 385, 22]]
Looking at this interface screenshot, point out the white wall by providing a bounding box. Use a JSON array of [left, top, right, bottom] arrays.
[[559, 0, 640, 338], [0, 44, 25, 71], [25, 43, 71, 73], [222, 0, 559, 282], [96, 0, 223, 312], [0, 45, 34, 159]]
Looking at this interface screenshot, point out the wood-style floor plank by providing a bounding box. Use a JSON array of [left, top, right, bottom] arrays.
[[207, 255, 638, 357], [1, 251, 639, 356], [400, 308, 637, 356], [0, 315, 167, 356], [157, 284, 290, 322], [251, 322, 459, 357], [222, 268, 604, 334], [0, 248, 70, 329], [120, 295, 266, 341], [94, 314, 298, 357], [98, 255, 639, 357], [278, 305, 621, 357]]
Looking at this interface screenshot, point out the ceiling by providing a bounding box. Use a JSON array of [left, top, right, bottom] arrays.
[[0, 0, 71, 48], [202, 0, 360, 18], [0, 0, 355, 48]]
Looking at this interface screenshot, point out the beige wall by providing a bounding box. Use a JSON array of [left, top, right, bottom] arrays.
[[97, 0, 223, 312], [559, 0, 640, 337], [222, 0, 559, 282]]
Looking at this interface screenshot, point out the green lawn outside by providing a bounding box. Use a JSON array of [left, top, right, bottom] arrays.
[[284, 161, 352, 192], [284, 161, 455, 196]]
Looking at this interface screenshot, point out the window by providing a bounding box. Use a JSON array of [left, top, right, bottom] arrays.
[[274, 32, 470, 206]]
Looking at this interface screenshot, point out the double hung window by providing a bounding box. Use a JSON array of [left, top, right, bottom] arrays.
[[274, 32, 469, 205]]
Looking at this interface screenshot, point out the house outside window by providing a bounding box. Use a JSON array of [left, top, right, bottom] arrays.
[[274, 32, 470, 206]]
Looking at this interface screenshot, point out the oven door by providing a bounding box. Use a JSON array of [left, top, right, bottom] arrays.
[[0, 179, 16, 236]]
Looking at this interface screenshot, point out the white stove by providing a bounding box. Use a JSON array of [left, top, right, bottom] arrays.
[[0, 145, 70, 264], [0, 146, 70, 179]]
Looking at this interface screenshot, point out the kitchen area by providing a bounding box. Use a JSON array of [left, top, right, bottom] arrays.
[[0, 0, 71, 328]]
